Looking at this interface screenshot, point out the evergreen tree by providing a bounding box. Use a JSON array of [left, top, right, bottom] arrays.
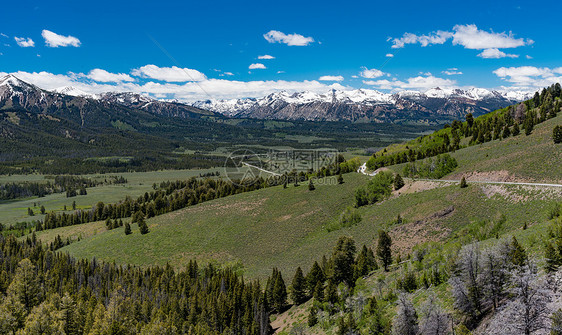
[[544, 242, 559, 273], [460, 177, 468, 188], [377, 230, 393, 271], [394, 174, 405, 190], [40, 205, 45, 214], [72, 200, 76, 210], [138, 217, 149, 235], [307, 307, 318, 327], [355, 245, 377, 278], [313, 281, 324, 302], [290, 267, 307, 305], [510, 236, 527, 266], [7, 259, 40, 311], [325, 280, 338, 304], [306, 261, 325, 295], [27, 207, 34, 216], [502, 124, 511, 139], [337, 172, 344, 184], [512, 122, 520, 136], [554, 125, 562, 144], [124, 222, 132, 235]]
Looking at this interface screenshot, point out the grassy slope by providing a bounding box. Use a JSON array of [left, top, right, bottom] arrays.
[[47, 173, 560, 280], [385, 113, 562, 182]]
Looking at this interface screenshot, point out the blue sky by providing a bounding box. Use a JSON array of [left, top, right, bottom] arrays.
[[1, 0, 561, 101]]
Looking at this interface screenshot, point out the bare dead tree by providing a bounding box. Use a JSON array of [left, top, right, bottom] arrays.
[[419, 294, 450, 335], [392, 293, 418, 335]]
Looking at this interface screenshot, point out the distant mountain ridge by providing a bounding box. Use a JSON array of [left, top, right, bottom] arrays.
[[0, 74, 532, 124], [193, 87, 533, 122]]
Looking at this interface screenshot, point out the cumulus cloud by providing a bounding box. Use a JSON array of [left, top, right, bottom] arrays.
[[390, 30, 453, 49], [360, 67, 385, 78], [258, 55, 275, 59], [452, 24, 532, 50], [386, 53, 394, 57], [477, 48, 518, 59], [363, 75, 456, 91], [249, 63, 266, 70], [390, 24, 533, 58], [318, 75, 344, 81], [442, 68, 463, 75], [263, 30, 314, 46], [493, 66, 562, 89], [14, 37, 34, 47], [131, 65, 207, 82], [41, 30, 81, 47], [87, 69, 134, 82]]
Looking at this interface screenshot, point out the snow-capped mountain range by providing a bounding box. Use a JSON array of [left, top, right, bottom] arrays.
[[1, 74, 533, 123], [0, 75, 212, 120], [192, 87, 533, 122]]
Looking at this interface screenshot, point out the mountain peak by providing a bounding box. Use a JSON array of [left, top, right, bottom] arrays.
[[0, 74, 34, 90]]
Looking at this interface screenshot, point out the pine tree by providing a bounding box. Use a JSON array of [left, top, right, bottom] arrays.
[[290, 267, 306, 305], [544, 242, 559, 273], [307, 307, 318, 327], [460, 177, 468, 188], [124, 222, 132, 235], [394, 174, 405, 190], [138, 217, 149, 235], [27, 207, 34, 216], [512, 122, 520, 136], [337, 173, 344, 184], [510, 236, 527, 266], [377, 230, 392, 271], [72, 200, 76, 210], [7, 259, 40, 311], [502, 124, 511, 138], [40, 205, 46, 214], [554, 125, 562, 144], [325, 279, 338, 304], [306, 261, 325, 294]]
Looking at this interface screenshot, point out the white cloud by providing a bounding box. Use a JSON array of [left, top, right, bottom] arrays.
[[360, 67, 385, 78], [0, 33, 8, 38], [14, 37, 34, 47], [452, 24, 532, 50], [493, 66, 562, 89], [4, 69, 351, 102], [391, 30, 453, 49], [263, 30, 314, 46], [386, 53, 394, 57], [526, 55, 533, 59], [318, 75, 344, 81], [131, 65, 207, 82], [87, 69, 134, 82], [249, 63, 266, 70], [258, 55, 275, 59], [277, 71, 285, 74], [442, 68, 463, 75], [363, 75, 456, 91], [221, 72, 234, 76], [41, 30, 81, 47], [477, 48, 518, 59], [390, 24, 533, 58]]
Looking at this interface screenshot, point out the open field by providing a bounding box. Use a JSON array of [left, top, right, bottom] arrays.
[[0, 167, 252, 225]]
